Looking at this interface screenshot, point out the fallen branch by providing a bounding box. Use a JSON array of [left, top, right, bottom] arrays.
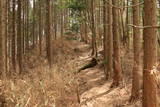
[[77, 58, 98, 73]]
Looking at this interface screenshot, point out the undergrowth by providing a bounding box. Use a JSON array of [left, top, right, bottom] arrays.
[[0, 38, 80, 107]]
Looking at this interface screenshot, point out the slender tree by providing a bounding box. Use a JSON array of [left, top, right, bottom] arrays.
[[103, 0, 108, 78], [130, 0, 141, 102], [32, 0, 36, 46], [38, 0, 42, 55], [111, 0, 122, 87], [0, 0, 6, 77], [53, 0, 57, 39], [26, 0, 29, 52], [12, 0, 16, 71], [46, 0, 53, 68], [91, 0, 97, 56], [107, 0, 113, 79], [17, 0, 23, 73]]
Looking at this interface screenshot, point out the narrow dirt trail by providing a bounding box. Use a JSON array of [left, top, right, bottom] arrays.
[[72, 41, 141, 107]]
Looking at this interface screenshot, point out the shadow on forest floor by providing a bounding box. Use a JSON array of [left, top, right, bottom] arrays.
[[75, 42, 142, 107]]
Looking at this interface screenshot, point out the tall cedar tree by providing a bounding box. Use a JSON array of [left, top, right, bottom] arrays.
[[130, 0, 141, 102], [17, 0, 23, 73], [111, 0, 122, 87], [46, 0, 53, 68], [0, 0, 6, 77], [12, 0, 16, 71], [143, 0, 158, 106], [107, 0, 113, 79]]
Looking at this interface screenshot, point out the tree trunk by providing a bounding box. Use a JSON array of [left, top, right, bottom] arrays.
[[111, 0, 122, 87], [0, 0, 6, 77], [46, 0, 53, 68], [103, 0, 108, 79], [32, 0, 35, 46], [53, 1, 57, 39], [26, 0, 29, 52], [17, 0, 23, 73], [38, 0, 42, 55], [5, 0, 8, 74], [107, 0, 113, 79], [143, 0, 158, 106], [12, 0, 16, 71], [91, 0, 97, 57], [130, 0, 141, 102]]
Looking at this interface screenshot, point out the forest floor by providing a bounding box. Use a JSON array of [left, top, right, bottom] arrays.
[[1, 37, 143, 107], [72, 39, 142, 107]]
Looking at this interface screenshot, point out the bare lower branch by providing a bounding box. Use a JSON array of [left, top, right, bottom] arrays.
[[105, 1, 144, 10], [128, 24, 160, 29]]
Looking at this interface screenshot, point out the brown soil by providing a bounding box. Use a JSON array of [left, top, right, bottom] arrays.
[[73, 41, 142, 107]]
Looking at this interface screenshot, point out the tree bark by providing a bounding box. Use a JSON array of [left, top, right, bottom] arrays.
[[107, 0, 113, 79], [103, 0, 108, 79], [143, 0, 158, 107], [0, 0, 6, 77], [91, 0, 97, 57], [17, 0, 23, 73], [130, 0, 141, 102], [111, 0, 122, 87], [46, 0, 53, 68], [12, 0, 16, 71], [38, 0, 42, 55]]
